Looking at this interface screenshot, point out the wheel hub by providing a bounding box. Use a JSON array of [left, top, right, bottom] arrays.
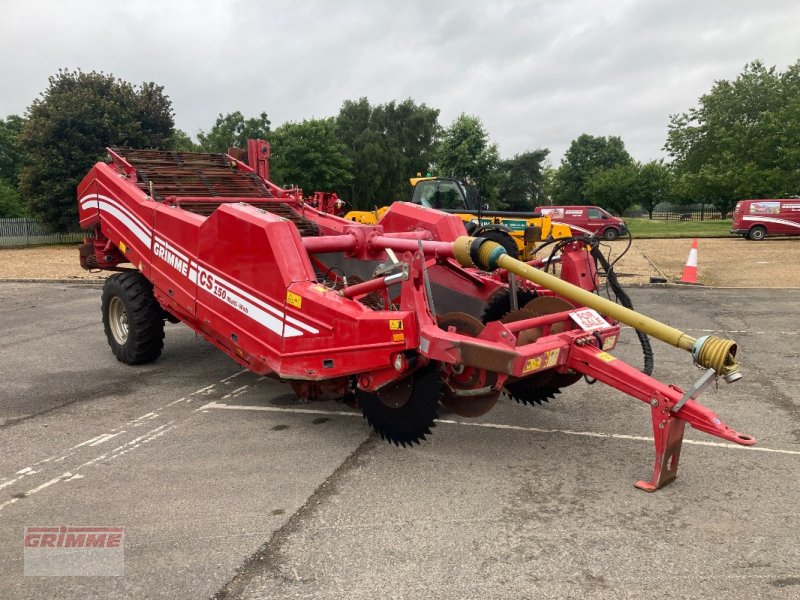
[[358, 364, 441, 447], [438, 312, 501, 417], [108, 296, 129, 345]]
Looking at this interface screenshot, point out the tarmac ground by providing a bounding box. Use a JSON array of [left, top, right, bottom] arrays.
[[0, 282, 798, 599]]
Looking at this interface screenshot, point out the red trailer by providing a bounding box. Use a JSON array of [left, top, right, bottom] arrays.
[[77, 141, 753, 491]]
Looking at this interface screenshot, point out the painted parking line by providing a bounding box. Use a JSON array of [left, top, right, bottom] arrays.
[[0, 368, 255, 515], [198, 401, 800, 457], [622, 326, 800, 336]]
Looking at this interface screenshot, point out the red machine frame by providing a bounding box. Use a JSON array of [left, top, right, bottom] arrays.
[[77, 141, 755, 492]]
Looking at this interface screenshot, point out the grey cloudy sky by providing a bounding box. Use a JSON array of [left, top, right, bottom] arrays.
[[2, 0, 799, 164]]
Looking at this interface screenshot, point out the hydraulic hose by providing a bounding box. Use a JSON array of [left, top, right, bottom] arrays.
[[590, 244, 654, 376]]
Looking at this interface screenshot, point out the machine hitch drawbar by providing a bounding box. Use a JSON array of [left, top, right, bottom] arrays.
[[449, 235, 755, 490]]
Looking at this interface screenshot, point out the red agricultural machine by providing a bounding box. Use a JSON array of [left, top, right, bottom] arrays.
[[77, 140, 754, 491]]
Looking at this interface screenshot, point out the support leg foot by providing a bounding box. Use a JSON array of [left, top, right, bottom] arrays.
[[634, 407, 686, 492]]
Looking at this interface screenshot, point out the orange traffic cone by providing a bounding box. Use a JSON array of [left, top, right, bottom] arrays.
[[679, 239, 699, 284]]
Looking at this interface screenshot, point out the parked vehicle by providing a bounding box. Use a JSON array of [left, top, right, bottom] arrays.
[[731, 199, 800, 240], [345, 177, 572, 259], [535, 205, 628, 241]]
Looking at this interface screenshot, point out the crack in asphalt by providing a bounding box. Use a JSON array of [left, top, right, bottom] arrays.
[[213, 436, 379, 599]]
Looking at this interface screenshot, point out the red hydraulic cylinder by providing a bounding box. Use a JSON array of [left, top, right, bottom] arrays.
[[367, 235, 456, 258], [301, 233, 457, 258], [340, 271, 407, 299], [379, 230, 433, 240], [302, 234, 358, 254]]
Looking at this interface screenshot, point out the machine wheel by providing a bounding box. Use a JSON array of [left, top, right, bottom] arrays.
[[748, 226, 766, 241], [603, 227, 620, 241], [358, 364, 441, 447], [481, 229, 519, 259], [102, 272, 165, 364], [500, 296, 580, 405], [481, 287, 538, 324]]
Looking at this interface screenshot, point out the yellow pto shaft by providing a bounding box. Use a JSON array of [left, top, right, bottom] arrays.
[[452, 236, 741, 381]]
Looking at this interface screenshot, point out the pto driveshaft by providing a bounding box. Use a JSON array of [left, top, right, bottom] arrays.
[[452, 236, 741, 381]]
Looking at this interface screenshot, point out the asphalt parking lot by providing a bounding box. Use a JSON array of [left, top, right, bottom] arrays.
[[1, 282, 799, 599]]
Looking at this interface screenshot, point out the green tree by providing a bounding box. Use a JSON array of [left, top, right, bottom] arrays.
[[636, 160, 673, 218], [552, 134, 633, 202], [498, 149, 550, 211], [336, 98, 440, 209], [436, 113, 501, 205], [585, 160, 674, 217], [169, 129, 199, 152], [19, 70, 174, 231], [197, 111, 271, 153], [269, 118, 352, 194], [0, 115, 26, 217], [540, 164, 557, 205], [0, 115, 25, 184], [0, 179, 25, 217], [665, 60, 800, 217], [584, 163, 640, 215]]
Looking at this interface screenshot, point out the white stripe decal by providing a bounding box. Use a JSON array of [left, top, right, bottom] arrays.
[[206, 269, 319, 335], [686, 249, 698, 268], [92, 201, 151, 247], [196, 265, 303, 337], [742, 215, 800, 229], [79, 194, 152, 247], [81, 192, 319, 338], [80, 194, 149, 234], [153, 236, 189, 263]]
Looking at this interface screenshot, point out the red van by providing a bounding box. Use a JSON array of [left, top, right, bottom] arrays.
[[535, 205, 628, 240], [731, 199, 800, 240]]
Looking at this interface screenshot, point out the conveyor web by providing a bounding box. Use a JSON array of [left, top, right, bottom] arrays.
[[111, 147, 319, 236]]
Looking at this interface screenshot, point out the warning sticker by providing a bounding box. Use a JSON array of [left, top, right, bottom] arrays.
[[596, 351, 616, 362], [286, 291, 302, 309], [570, 308, 611, 331], [522, 349, 560, 373], [523, 357, 542, 373], [544, 348, 560, 368], [119, 241, 127, 254], [389, 319, 404, 331], [602, 335, 617, 350]]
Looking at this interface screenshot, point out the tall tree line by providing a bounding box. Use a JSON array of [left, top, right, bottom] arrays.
[[3, 60, 799, 227]]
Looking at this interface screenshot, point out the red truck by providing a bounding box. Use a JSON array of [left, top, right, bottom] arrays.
[[731, 199, 800, 240], [536, 205, 628, 240]]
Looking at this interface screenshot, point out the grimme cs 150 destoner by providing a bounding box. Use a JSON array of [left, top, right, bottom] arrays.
[[77, 140, 754, 491]]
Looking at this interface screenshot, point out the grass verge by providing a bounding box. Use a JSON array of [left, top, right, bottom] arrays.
[[625, 218, 733, 238]]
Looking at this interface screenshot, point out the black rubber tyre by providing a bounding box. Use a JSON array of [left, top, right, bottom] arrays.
[[603, 227, 620, 241], [482, 229, 519, 259], [101, 272, 165, 364], [748, 226, 766, 241]]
